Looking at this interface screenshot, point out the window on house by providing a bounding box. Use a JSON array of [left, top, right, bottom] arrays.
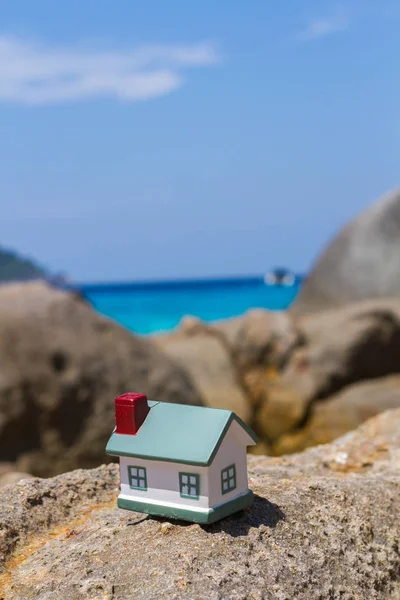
[[179, 472, 200, 499], [221, 464, 236, 494], [128, 466, 147, 491]]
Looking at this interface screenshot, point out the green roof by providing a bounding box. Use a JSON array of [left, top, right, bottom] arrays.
[[106, 401, 258, 466]]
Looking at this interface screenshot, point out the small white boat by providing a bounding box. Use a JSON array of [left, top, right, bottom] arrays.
[[264, 270, 296, 287]]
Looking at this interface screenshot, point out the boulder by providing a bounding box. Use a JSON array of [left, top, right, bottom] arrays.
[[293, 189, 400, 314], [212, 309, 295, 370], [0, 282, 202, 477], [274, 375, 400, 454], [258, 299, 400, 451], [280, 299, 400, 402], [154, 310, 295, 426], [155, 321, 251, 421], [155, 300, 400, 456], [0, 409, 399, 599]]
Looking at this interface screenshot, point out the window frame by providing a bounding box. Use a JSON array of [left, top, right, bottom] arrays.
[[179, 472, 200, 500], [221, 464, 237, 495], [128, 465, 148, 491]]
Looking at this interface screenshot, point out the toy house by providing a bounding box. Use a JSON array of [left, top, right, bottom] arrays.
[[106, 392, 258, 524]]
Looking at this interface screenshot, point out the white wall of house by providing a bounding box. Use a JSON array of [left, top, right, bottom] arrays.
[[119, 420, 252, 512], [119, 456, 210, 510], [208, 419, 250, 508]]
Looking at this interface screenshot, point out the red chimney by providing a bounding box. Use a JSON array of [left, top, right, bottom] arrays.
[[115, 392, 150, 435]]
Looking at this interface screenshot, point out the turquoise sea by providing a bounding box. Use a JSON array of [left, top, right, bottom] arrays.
[[80, 277, 301, 335]]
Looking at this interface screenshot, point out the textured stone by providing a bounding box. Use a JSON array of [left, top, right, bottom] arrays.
[[281, 299, 400, 403], [156, 302, 400, 455], [254, 382, 307, 444], [155, 320, 251, 421], [293, 189, 400, 314], [3, 276, 400, 482], [212, 309, 295, 370], [0, 282, 202, 477], [255, 299, 400, 452], [0, 410, 399, 599], [274, 375, 400, 454], [155, 310, 295, 429]]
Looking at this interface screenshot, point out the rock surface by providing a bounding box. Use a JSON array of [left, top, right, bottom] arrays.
[[281, 299, 400, 402], [293, 189, 400, 314], [0, 282, 202, 477], [155, 321, 251, 421], [155, 310, 297, 453], [263, 299, 400, 450], [0, 409, 399, 599], [156, 302, 400, 455], [274, 375, 400, 454], [3, 278, 400, 478]]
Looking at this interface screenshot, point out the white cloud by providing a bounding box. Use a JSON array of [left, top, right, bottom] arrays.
[[298, 15, 349, 42], [0, 36, 220, 105]]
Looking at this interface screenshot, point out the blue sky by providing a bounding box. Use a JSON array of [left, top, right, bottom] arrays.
[[1, 0, 398, 282]]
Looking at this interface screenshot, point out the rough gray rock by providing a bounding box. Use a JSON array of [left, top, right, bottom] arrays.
[[281, 298, 400, 403], [0, 463, 119, 573], [155, 310, 295, 423], [0, 409, 399, 599], [0, 282, 202, 477], [211, 309, 294, 371], [274, 375, 400, 454], [156, 302, 400, 455], [293, 189, 400, 314], [155, 319, 251, 421], [259, 299, 400, 451]]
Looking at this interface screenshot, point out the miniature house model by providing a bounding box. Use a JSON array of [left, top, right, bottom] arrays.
[[106, 392, 258, 524]]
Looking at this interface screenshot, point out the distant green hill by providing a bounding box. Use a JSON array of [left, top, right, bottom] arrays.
[[0, 247, 47, 282]]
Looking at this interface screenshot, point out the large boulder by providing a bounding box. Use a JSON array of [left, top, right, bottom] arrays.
[[274, 375, 400, 454], [0, 409, 399, 599], [0, 282, 202, 477], [293, 189, 400, 314], [281, 299, 400, 402], [155, 302, 400, 455], [211, 309, 294, 370], [154, 310, 295, 428], [155, 321, 251, 421], [259, 299, 400, 452]]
